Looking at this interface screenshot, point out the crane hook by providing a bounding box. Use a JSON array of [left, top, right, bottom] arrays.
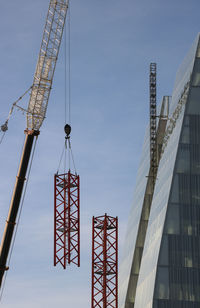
[[1, 120, 8, 132], [64, 124, 71, 139]]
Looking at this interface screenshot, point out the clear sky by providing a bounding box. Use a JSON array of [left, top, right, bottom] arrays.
[[0, 0, 200, 307]]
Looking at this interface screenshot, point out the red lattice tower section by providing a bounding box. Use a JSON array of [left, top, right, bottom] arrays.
[[54, 171, 80, 268], [92, 214, 118, 308]]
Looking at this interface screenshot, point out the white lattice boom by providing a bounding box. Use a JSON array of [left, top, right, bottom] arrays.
[[27, 0, 69, 130]]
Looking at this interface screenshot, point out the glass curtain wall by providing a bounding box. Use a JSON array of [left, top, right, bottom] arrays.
[[153, 40, 200, 308], [132, 35, 200, 308], [119, 34, 200, 308]]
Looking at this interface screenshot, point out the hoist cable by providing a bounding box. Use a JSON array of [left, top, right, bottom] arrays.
[[64, 21, 67, 125], [59, 1, 77, 175], [65, 138, 70, 172], [68, 3, 71, 168], [64, 1, 71, 125], [0, 135, 37, 302], [68, 140, 70, 171], [68, 1, 71, 125], [57, 144, 65, 174], [0, 132, 6, 146], [70, 148, 77, 174], [64, 2, 71, 172], [64, 139, 67, 173]]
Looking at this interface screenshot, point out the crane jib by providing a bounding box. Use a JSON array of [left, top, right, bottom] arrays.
[[27, 0, 69, 131]]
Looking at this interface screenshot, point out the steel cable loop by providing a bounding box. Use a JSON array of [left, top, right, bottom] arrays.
[[57, 144, 66, 174], [65, 138, 67, 174], [57, 137, 77, 174], [56, 138, 75, 174], [65, 137, 70, 173], [70, 147, 77, 174], [68, 138, 75, 173], [0, 136, 38, 302]]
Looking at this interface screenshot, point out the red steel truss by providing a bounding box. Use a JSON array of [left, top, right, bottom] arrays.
[[92, 214, 118, 308], [54, 171, 80, 268]]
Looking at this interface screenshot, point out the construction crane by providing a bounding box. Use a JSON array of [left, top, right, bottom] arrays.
[[0, 0, 69, 288]]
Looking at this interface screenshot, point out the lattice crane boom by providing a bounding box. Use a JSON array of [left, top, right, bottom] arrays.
[[0, 0, 69, 288], [27, 0, 69, 130]]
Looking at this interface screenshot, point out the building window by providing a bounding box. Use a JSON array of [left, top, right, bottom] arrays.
[[192, 58, 200, 86], [155, 267, 169, 300], [164, 203, 180, 235]]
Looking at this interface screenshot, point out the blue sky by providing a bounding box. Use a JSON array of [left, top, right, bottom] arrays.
[[0, 0, 200, 307]]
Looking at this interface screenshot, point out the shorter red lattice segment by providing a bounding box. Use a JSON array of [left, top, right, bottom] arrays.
[[54, 171, 80, 268], [92, 214, 118, 308]]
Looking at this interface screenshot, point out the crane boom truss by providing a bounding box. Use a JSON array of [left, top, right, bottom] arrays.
[[27, 0, 69, 130]]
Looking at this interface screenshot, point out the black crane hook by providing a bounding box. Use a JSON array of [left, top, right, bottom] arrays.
[[64, 124, 71, 139]]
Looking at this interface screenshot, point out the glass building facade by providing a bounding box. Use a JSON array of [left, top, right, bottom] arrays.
[[119, 34, 200, 308]]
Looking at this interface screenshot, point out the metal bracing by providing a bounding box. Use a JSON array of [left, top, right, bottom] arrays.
[[54, 171, 80, 268], [92, 214, 118, 308], [161, 82, 190, 155], [27, 0, 69, 130], [149, 63, 157, 183]]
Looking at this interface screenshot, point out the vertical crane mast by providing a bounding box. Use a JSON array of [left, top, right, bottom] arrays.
[[92, 214, 118, 308], [0, 0, 69, 288], [149, 63, 157, 184], [54, 171, 80, 268]]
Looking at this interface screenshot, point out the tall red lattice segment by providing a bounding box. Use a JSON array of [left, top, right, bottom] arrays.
[[54, 171, 80, 268], [92, 214, 118, 308]]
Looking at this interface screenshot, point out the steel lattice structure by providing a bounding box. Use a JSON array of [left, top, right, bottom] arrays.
[[0, 0, 69, 287], [92, 214, 118, 308], [27, 0, 69, 130], [149, 63, 157, 182], [54, 171, 80, 268]]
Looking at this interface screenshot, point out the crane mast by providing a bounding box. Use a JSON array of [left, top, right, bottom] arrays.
[[0, 0, 69, 288], [149, 63, 157, 184]]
